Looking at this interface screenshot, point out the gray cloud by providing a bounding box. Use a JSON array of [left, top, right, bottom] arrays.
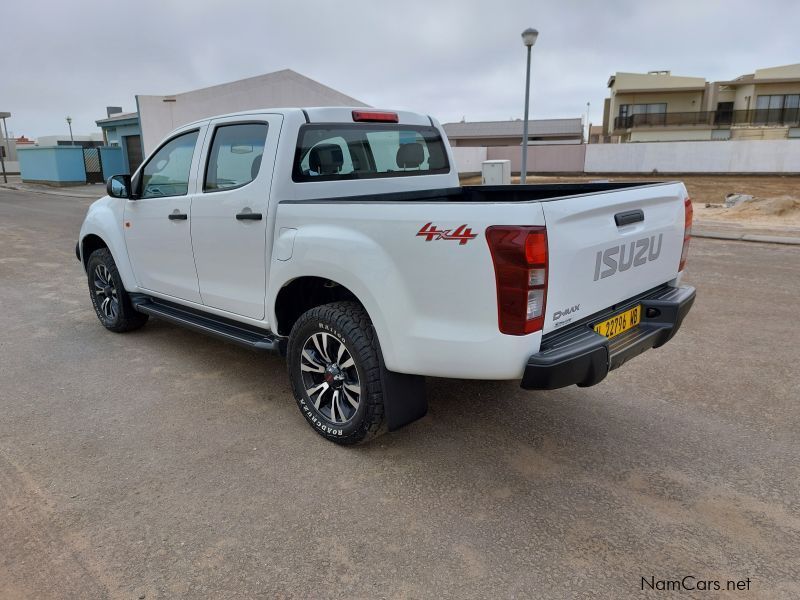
[[2, 0, 797, 138]]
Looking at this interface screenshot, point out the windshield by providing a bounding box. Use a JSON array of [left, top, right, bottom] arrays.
[[292, 124, 450, 182]]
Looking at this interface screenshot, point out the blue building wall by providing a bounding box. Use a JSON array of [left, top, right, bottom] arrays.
[[18, 147, 87, 185], [99, 147, 125, 179], [101, 117, 141, 174]]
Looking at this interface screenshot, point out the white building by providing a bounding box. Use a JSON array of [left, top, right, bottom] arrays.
[[136, 69, 368, 154], [35, 133, 104, 147]]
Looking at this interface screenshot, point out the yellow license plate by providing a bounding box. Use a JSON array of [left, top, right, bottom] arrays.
[[594, 305, 642, 339]]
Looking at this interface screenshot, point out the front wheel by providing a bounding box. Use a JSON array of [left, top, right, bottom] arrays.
[[86, 248, 148, 333], [287, 302, 386, 445]]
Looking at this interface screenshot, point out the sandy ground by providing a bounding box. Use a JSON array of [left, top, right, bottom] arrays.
[[1, 187, 799, 598], [460, 174, 800, 229]]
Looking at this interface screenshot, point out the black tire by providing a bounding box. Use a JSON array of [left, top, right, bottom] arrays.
[[86, 248, 148, 333], [287, 301, 386, 445]]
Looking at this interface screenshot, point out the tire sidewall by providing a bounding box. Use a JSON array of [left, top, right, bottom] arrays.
[[288, 314, 370, 440], [87, 250, 124, 329]]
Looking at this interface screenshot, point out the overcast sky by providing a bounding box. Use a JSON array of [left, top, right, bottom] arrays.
[[3, 0, 798, 139]]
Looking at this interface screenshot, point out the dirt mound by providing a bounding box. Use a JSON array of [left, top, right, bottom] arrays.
[[695, 194, 800, 227], [726, 196, 800, 220]]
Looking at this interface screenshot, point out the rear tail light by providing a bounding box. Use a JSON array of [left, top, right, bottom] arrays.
[[352, 110, 399, 123], [486, 226, 548, 335], [679, 196, 693, 271]]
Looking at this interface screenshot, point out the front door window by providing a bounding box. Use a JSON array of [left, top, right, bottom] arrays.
[[139, 130, 199, 198]]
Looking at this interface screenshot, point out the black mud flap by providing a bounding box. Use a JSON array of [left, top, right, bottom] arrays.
[[378, 358, 427, 432]]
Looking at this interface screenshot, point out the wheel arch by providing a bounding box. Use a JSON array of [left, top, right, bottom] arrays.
[[79, 198, 138, 292], [273, 276, 365, 337], [80, 233, 109, 271]]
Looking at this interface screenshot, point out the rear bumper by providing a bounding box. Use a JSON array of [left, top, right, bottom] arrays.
[[521, 285, 695, 390]]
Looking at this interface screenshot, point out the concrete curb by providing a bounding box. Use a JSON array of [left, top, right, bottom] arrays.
[[0, 183, 102, 199], [694, 230, 800, 245]]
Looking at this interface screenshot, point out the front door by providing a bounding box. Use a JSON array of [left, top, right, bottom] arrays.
[[190, 115, 282, 319], [124, 126, 205, 303]]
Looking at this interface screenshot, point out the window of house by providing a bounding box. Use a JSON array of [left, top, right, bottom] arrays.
[[755, 95, 800, 124], [618, 103, 667, 117], [204, 123, 269, 192], [139, 130, 199, 198]]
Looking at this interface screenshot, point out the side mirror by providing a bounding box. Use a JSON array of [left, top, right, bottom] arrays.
[[107, 174, 132, 199]]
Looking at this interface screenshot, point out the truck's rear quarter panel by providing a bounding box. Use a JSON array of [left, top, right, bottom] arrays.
[[271, 200, 547, 379]]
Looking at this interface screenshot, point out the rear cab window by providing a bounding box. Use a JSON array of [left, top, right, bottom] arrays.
[[292, 124, 449, 182]]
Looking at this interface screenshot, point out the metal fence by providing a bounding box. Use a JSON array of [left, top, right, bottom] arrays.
[[82, 148, 104, 184], [614, 108, 800, 130]]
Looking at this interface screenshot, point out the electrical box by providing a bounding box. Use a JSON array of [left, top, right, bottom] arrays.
[[481, 160, 511, 185]]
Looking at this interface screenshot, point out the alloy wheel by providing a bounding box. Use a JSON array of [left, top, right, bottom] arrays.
[[299, 332, 361, 424], [93, 264, 119, 321]]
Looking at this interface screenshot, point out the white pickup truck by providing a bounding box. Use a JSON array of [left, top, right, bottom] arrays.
[[77, 107, 695, 444]]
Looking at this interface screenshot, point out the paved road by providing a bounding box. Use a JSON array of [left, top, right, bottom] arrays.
[[1, 188, 798, 599]]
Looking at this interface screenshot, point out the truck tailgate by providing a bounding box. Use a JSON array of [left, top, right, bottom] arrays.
[[541, 183, 687, 334]]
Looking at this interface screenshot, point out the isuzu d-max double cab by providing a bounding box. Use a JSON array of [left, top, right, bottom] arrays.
[[77, 107, 695, 444]]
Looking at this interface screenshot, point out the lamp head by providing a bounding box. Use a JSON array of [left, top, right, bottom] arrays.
[[522, 28, 539, 47]]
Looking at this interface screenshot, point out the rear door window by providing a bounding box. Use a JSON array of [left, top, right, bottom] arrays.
[[204, 123, 269, 192]]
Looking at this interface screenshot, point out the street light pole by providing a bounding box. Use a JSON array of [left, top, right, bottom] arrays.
[[520, 28, 538, 184], [0, 111, 10, 184], [66, 116, 74, 146], [586, 101, 591, 143]]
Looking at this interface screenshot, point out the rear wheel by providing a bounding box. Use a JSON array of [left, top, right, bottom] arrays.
[[86, 248, 148, 333], [287, 302, 386, 445]]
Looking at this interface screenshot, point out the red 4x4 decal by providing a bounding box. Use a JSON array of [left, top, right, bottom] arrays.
[[416, 222, 478, 245]]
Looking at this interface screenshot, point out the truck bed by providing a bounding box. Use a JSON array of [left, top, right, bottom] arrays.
[[282, 182, 668, 204]]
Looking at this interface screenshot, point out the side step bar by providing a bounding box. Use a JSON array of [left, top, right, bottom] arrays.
[[131, 297, 282, 352]]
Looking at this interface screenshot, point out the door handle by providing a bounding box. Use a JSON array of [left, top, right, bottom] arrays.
[[168, 212, 188, 221], [614, 209, 644, 227], [236, 211, 263, 221]]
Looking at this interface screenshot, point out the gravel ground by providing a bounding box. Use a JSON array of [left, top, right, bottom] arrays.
[[1, 188, 798, 599]]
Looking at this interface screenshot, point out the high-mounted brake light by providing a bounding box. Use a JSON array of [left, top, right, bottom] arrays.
[[679, 196, 693, 272], [486, 226, 548, 335], [352, 110, 399, 123]]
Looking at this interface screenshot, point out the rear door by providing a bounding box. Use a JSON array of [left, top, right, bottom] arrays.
[[541, 183, 687, 334], [190, 114, 282, 319]]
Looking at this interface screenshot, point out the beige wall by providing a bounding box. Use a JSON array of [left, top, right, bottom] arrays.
[[733, 84, 755, 111], [607, 71, 707, 135], [729, 82, 800, 111], [451, 137, 523, 147], [715, 88, 737, 104], [486, 145, 586, 173], [611, 72, 705, 91], [755, 63, 800, 79], [585, 139, 800, 173], [629, 129, 712, 142], [753, 82, 800, 97], [609, 90, 705, 135], [730, 127, 789, 140], [613, 90, 704, 113]]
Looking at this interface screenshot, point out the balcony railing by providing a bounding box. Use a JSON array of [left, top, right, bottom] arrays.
[[614, 108, 800, 131]]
